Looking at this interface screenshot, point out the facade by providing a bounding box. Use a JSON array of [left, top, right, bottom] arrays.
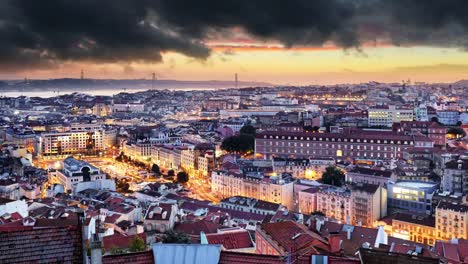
[[350, 183, 387, 227], [436, 201, 468, 241], [144, 203, 178, 232], [5, 127, 36, 154], [396, 121, 446, 146], [316, 186, 351, 224], [112, 103, 145, 113], [391, 213, 436, 245], [52, 157, 106, 191], [255, 129, 433, 162], [219, 196, 282, 215], [441, 158, 468, 195], [272, 157, 335, 180], [368, 105, 414, 127], [388, 181, 438, 215], [123, 141, 152, 163], [437, 110, 459, 126], [211, 171, 294, 209], [39, 130, 104, 156], [346, 167, 396, 187]]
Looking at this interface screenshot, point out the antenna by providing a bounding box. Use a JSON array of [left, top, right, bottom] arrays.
[[81, 69, 84, 80], [235, 73, 238, 89], [152, 72, 156, 90]]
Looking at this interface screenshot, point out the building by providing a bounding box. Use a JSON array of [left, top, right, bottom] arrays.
[[388, 181, 439, 215], [346, 167, 396, 187], [436, 201, 468, 241], [52, 157, 106, 191], [5, 127, 36, 154], [144, 202, 178, 232], [396, 121, 446, 146], [39, 130, 104, 157], [433, 239, 468, 263], [273, 157, 335, 180], [112, 102, 145, 113], [219, 196, 283, 216], [255, 221, 329, 256], [123, 140, 152, 163], [437, 110, 459, 126], [211, 171, 294, 209], [350, 183, 387, 227], [442, 158, 468, 195], [316, 186, 351, 224], [391, 213, 436, 245], [255, 129, 434, 162], [368, 105, 414, 127]]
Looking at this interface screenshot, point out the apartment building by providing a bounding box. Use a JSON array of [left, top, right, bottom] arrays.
[[123, 141, 152, 163], [211, 171, 294, 209], [346, 167, 396, 187], [368, 105, 414, 127], [391, 213, 436, 245], [272, 157, 335, 180], [38, 130, 104, 157], [316, 186, 352, 224], [395, 121, 446, 146], [350, 183, 387, 227], [255, 129, 433, 162], [442, 158, 468, 195], [436, 201, 468, 241]]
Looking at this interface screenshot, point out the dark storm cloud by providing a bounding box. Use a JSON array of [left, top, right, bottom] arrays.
[[1, 0, 468, 70], [0, 0, 210, 71]]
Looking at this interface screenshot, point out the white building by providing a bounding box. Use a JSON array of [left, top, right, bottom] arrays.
[[368, 105, 414, 127], [39, 130, 104, 157], [52, 157, 107, 191], [211, 171, 294, 209]]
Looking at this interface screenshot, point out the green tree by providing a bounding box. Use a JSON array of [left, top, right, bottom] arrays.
[[240, 125, 256, 136], [128, 236, 146, 252], [176, 171, 189, 184], [311, 211, 325, 217], [221, 134, 254, 154], [151, 164, 161, 176], [168, 169, 175, 177], [321, 166, 345, 187], [162, 230, 191, 244]]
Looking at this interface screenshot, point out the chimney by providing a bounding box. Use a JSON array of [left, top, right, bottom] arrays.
[[328, 232, 342, 254], [346, 227, 352, 240]]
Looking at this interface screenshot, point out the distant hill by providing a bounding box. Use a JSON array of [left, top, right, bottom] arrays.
[[453, 79, 468, 87], [0, 78, 272, 92]]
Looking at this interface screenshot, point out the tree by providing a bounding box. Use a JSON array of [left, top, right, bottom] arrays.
[[311, 211, 325, 217], [321, 166, 345, 187], [177, 171, 189, 184], [162, 230, 191, 244], [151, 164, 160, 176], [128, 236, 146, 252], [168, 169, 175, 177], [240, 125, 256, 136], [221, 134, 255, 154]]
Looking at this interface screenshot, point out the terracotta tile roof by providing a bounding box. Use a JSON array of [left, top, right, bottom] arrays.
[[433, 239, 468, 263], [260, 221, 329, 256], [102, 233, 146, 251], [206, 230, 253, 249], [175, 220, 219, 236], [103, 250, 154, 264], [0, 225, 83, 263], [219, 251, 286, 264]]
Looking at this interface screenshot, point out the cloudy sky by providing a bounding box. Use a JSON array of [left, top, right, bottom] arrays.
[[2, 0, 468, 84]]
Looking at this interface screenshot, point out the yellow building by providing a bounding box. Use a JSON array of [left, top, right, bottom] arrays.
[[436, 201, 468, 241], [391, 213, 436, 245]]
